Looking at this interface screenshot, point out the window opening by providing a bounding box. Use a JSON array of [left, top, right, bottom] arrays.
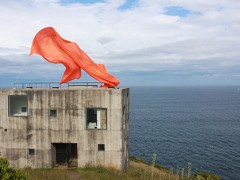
[[8, 95, 28, 116], [29, 149, 35, 155], [50, 110, 57, 117], [98, 144, 105, 151], [21, 107, 27, 112], [86, 108, 107, 129]]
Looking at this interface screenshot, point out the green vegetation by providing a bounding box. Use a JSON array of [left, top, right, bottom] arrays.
[[129, 156, 170, 172], [0, 157, 27, 180], [1, 156, 220, 180], [23, 161, 178, 180], [129, 157, 220, 180], [193, 172, 221, 180]]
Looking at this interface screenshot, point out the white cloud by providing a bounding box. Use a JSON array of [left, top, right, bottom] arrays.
[[0, 0, 240, 86]]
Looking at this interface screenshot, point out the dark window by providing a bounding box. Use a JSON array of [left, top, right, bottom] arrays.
[[98, 144, 105, 151], [21, 107, 27, 112], [4, 129, 7, 132], [50, 110, 57, 117], [86, 108, 107, 129], [29, 149, 35, 155]]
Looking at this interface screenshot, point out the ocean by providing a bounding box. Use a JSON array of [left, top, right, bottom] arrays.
[[129, 86, 240, 180]]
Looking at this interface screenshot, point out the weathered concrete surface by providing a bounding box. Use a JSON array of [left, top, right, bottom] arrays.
[[0, 87, 129, 170]]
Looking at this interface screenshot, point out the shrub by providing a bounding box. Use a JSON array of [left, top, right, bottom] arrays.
[[193, 172, 221, 180], [0, 157, 27, 180]]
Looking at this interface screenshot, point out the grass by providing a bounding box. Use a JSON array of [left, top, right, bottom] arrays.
[[22, 159, 178, 180], [22, 157, 220, 180], [23, 168, 69, 180]]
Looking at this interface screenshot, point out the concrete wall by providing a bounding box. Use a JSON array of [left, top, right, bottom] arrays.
[[0, 87, 129, 170]]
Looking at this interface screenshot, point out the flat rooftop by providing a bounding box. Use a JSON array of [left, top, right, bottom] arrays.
[[10, 82, 126, 90]]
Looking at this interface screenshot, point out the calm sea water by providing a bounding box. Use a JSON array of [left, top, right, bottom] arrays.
[[129, 86, 240, 180]]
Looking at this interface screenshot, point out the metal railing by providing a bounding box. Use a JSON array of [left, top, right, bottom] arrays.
[[14, 82, 103, 89]]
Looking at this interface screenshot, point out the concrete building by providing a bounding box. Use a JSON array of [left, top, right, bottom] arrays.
[[0, 83, 129, 170]]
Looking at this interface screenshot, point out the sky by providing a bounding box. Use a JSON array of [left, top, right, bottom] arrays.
[[0, 0, 240, 87]]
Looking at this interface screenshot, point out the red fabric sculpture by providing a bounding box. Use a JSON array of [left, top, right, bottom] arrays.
[[30, 27, 120, 88]]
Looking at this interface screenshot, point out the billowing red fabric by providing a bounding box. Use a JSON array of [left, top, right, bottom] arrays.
[[30, 27, 120, 88]]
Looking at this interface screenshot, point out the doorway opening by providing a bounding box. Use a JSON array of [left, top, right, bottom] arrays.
[[52, 143, 77, 167]]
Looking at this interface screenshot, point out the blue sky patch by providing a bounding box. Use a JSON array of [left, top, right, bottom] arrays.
[[164, 6, 200, 17], [60, 0, 104, 5], [118, 0, 138, 11]]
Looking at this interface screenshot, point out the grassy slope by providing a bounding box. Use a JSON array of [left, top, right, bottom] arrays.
[[23, 161, 178, 180], [22, 158, 220, 180]]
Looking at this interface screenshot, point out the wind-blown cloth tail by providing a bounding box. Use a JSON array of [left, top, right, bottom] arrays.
[[30, 27, 120, 88]]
